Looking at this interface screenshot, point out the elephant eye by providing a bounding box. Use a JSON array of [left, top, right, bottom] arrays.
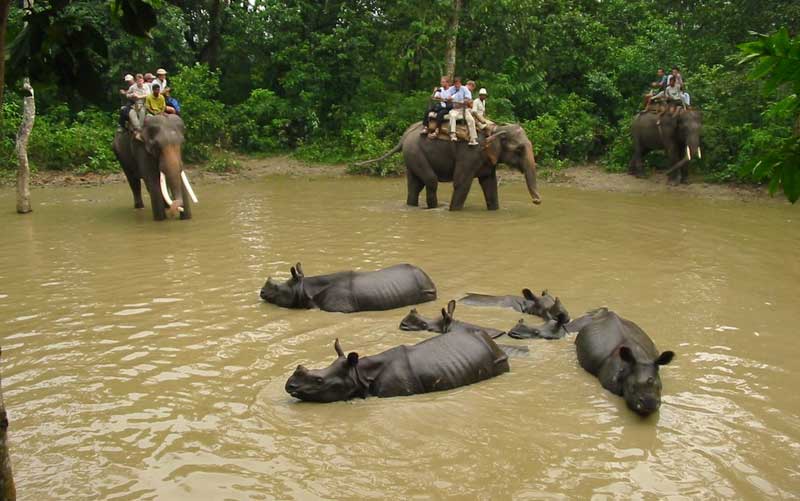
[[647, 377, 655, 385], [314, 376, 324, 384]]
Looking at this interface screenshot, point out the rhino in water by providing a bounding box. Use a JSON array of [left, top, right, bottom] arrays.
[[460, 288, 570, 322], [400, 299, 506, 339], [285, 335, 511, 402], [573, 308, 675, 416], [260, 263, 436, 313]]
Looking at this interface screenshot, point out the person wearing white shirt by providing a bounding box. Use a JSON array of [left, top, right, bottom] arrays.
[[155, 68, 168, 93], [126, 74, 151, 139], [447, 78, 478, 146], [422, 76, 450, 135], [472, 87, 490, 131]]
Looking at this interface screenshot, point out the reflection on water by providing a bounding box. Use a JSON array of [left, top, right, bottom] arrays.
[[0, 176, 799, 499]]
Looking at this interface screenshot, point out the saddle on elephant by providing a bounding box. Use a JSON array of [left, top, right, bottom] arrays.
[[422, 110, 496, 141]]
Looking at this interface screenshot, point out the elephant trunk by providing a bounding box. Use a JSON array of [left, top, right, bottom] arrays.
[[522, 146, 542, 205], [160, 144, 184, 215]]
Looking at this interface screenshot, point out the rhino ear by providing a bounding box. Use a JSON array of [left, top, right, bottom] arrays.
[[619, 346, 636, 364], [656, 351, 675, 366], [293, 263, 304, 279], [347, 352, 359, 366], [522, 288, 535, 301], [441, 307, 453, 333], [447, 300, 456, 317], [334, 338, 345, 357]]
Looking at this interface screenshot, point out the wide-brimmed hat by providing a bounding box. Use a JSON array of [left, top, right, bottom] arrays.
[[124, 74, 134, 82], [156, 68, 167, 75], [478, 88, 488, 95]]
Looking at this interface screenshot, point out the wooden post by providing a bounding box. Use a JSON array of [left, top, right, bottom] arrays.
[[445, 0, 462, 79], [16, 79, 34, 214], [0, 348, 15, 501]]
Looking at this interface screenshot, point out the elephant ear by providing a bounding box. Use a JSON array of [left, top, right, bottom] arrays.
[[482, 131, 506, 166]]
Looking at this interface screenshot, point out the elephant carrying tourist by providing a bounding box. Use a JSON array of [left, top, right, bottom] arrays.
[[629, 107, 702, 184], [112, 114, 198, 220], [355, 122, 542, 210]]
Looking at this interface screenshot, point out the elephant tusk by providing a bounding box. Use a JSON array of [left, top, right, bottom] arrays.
[[686, 146, 692, 160], [181, 171, 199, 204], [697, 147, 702, 159], [160, 172, 183, 212]]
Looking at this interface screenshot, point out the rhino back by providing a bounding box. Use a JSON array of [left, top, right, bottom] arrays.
[[576, 310, 660, 375], [406, 331, 509, 393], [460, 294, 530, 313], [575, 311, 627, 375], [348, 264, 437, 311]]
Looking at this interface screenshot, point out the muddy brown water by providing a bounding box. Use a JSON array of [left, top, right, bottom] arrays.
[[0, 175, 798, 499]]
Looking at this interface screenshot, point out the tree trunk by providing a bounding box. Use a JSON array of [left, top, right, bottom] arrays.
[[445, 0, 462, 79], [198, 0, 223, 69], [16, 79, 34, 215], [0, 0, 11, 120], [0, 348, 16, 501]]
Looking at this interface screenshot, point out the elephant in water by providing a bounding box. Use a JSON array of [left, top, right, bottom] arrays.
[[629, 108, 702, 184], [113, 114, 198, 220], [355, 122, 541, 210]]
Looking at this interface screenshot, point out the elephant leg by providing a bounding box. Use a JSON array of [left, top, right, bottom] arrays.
[[680, 164, 690, 184], [145, 175, 166, 221], [479, 173, 499, 210], [450, 169, 474, 211], [666, 149, 682, 185], [406, 171, 424, 207], [126, 174, 144, 209]]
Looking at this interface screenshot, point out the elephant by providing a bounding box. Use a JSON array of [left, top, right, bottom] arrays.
[[112, 114, 198, 220], [629, 108, 702, 184], [355, 122, 541, 210]]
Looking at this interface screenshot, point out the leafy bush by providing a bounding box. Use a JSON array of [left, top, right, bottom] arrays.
[[205, 154, 242, 173], [169, 63, 227, 161], [523, 114, 562, 167]]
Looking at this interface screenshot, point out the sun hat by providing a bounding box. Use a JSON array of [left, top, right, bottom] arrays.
[[478, 88, 487, 95], [156, 68, 167, 75]]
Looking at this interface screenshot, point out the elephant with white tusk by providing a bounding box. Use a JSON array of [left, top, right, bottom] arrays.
[[629, 108, 702, 185], [113, 114, 198, 220]]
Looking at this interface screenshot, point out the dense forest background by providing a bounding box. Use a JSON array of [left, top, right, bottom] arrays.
[[1, 0, 798, 180]]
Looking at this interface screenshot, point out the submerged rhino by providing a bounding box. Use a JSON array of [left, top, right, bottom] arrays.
[[260, 263, 436, 313], [508, 312, 570, 340], [285, 335, 510, 402], [460, 288, 570, 322], [574, 308, 675, 416], [400, 299, 506, 339]]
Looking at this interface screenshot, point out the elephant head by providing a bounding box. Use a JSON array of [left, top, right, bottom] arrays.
[[678, 110, 702, 161], [142, 114, 197, 216], [485, 124, 542, 205]]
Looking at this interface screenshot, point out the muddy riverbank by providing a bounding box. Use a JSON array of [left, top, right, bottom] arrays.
[[0, 154, 777, 204]]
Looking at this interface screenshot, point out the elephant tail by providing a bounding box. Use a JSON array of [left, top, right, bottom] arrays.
[[353, 121, 421, 166]]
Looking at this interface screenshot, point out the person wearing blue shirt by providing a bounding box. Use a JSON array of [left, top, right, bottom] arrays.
[[164, 88, 181, 115], [422, 76, 451, 135], [447, 78, 478, 146]]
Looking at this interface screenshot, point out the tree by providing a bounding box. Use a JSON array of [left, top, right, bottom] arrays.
[[15, 79, 34, 214], [445, 0, 461, 78], [739, 27, 800, 203], [0, 0, 10, 115]]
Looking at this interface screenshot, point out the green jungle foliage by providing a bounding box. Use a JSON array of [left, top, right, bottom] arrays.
[[1, 0, 798, 192]]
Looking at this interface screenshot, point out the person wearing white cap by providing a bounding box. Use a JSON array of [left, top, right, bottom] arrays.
[[472, 87, 490, 131], [118, 74, 135, 129], [155, 68, 168, 93]]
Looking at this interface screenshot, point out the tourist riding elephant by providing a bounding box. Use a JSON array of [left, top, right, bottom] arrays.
[[629, 109, 702, 184], [355, 122, 541, 210], [112, 114, 198, 220]]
